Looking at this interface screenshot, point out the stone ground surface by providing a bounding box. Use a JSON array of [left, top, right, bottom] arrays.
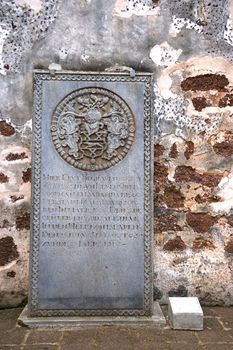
[[0, 307, 232, 349]]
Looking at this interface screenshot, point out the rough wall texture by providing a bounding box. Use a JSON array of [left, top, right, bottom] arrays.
[[0, 0, 233, 307]]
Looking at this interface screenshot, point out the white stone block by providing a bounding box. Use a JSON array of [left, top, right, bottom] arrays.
[[168, 297, 203, 330]]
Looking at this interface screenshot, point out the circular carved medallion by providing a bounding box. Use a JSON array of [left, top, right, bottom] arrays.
[[50, 87, 135, 171]]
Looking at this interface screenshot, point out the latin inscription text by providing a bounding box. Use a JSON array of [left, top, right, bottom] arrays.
[[40, 173, 143, 249]]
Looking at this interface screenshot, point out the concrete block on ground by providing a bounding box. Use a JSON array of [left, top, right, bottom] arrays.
[[168, 297, 203, 330]]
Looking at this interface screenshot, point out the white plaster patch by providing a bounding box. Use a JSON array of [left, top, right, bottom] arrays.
[[157, 75, 175, 99], [0, 26, 9, 76], [150, 42, 182, 67], [22, 119, 32, 131], [224, 16, 233, 46], [113, 0, 159, 18], [169, 16, 203, 37], [19, 119, 32, 147], [81, 54, 90, 62], [211, 170, 233, 214], [167, 164, 176, 182], [16, 0, 42, 12], [58, 47, 68, 60], [48, 63, 62, 71]]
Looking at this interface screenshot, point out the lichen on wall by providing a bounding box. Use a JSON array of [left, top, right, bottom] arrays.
[[0, 118, 32, 307], [0, 0, 59, 74], [114, 0, 159, 17]]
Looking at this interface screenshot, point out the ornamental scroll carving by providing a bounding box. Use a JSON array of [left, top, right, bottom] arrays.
[[51, 87, 135, 171]]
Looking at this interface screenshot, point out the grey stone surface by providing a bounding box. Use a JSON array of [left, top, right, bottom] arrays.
[[29, 70, 153, 317], [168, 297, 203, 330], [18, 302, 166, 328]]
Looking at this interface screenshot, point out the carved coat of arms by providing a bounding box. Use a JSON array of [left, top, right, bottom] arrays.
[[51, 88, 135, 171]]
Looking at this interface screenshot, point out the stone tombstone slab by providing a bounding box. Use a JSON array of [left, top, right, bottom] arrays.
[[29, 71, 153, 317]]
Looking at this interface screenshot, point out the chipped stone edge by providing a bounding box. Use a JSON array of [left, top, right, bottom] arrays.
[[17, 303, 166, 328]]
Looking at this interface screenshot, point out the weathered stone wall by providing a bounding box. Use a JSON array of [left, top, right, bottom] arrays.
[[0, 0, 233, 307]]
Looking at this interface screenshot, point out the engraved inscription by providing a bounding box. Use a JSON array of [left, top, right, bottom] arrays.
[[50, 88, 135, 171], [40, 173, 143, 250]]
